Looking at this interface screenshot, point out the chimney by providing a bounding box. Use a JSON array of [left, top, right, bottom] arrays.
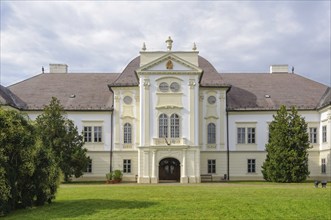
[[49, 64, 68, 73], [269, 65, 289, 74]]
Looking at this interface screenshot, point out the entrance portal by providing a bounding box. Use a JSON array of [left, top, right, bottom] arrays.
[[159, 158, 180, 182]]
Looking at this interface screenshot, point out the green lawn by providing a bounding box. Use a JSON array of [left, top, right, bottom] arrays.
[[5, 182, 331, 220]]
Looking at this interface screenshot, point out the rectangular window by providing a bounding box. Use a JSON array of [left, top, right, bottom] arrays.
[[247, 159, 256, 173], [84, 126, 103, 143], [207, 123, 216, 144], [322, 126, 327, 143], [170, 115, 180, 138], [159, 114, 168, 138], [237, 127, 256, 144], [208, 159, 216, 174], [94, 126, 102, 142], [123, 159, 131, 173], [237, 128, 246, 144], [321, 158, 326, 174], [83, 126, 92, 142], [247, 128, 256, 144], [124, 123, 132, 144], [85, 159, 92, 173], [309, 127, 317, 144]]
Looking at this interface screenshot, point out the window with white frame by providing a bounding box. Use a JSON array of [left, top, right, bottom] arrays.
[[123, 159, 131, 173], [159, 113, 180, 138], [84, 126, 92, 142], [84, 126, 102, 143], [94, 126, 102, 142], [309, 127, 318, 144], [321, 158, 326, 174], [208, 159, 216, 174], [237, 128, 246, 144], [207, 123, 216, 144], [247, 159, 256, 173], [247, 128, 255, 144], [123, 123, 132, 144], [237, 127, 256, 144], [159, 114, 168, 138], [322, 126, 327, 143], [170, 114, 180, 138]]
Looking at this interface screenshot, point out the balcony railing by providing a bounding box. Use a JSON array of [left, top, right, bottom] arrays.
[[153, 138, 187, 146]]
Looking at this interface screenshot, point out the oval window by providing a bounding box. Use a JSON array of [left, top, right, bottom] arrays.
[[123, 96, 132, 105], [208, 96, 216, 104], [159, 82, 169, 92], [170, 82, 180, 92]]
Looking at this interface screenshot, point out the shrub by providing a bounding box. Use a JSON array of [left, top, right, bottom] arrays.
[[0, 108, 36, 214], [113, 170, 123, 181], [106, 172, 113, 181], [105, 170, 123, 183]]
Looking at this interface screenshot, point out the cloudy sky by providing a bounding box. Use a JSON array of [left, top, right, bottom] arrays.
[[1, 1, 330, 87]]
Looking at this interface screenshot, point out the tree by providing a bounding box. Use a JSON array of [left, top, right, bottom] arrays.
[[0, 108, 36, 214], [262, 105, 310, 182], [35, 97, 89, 182], [0, 147, 11, 216], [60, 120, 89, 182], [32, 141, 61, 206]]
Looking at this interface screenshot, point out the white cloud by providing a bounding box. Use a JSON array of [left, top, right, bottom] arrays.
[[1, 1, 330, 86]]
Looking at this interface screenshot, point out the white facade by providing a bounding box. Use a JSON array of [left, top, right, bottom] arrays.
[[5, 38, 330, 183], [83, 46, 330, 182]]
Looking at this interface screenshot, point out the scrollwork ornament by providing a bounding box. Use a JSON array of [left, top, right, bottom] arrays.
[[188, 80, 196, 88], [143, 80, 150, 88]]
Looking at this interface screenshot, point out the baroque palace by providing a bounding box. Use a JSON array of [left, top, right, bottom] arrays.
[[1, 37, 330, 183]]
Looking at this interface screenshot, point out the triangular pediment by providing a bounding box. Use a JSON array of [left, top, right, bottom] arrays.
[[136, 53, 202, 74]]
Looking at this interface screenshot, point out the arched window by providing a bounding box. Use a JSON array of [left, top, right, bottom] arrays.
[[159, 114, 168, 138], [207, 123, 216, 144], [124, 123, 132, 144], [170, 114, 180, 138]]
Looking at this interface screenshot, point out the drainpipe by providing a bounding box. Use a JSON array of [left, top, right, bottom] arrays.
[[226, 108, 229, 181], [225, 86, 231, 181], [108, 86, 114, 173], [110, 106, 113, 172]]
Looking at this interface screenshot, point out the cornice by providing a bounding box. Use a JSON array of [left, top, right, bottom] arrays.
[[156, 105, 183, 109], [137, 71, 202, 75]]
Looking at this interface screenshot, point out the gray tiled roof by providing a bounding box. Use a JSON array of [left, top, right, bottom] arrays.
[[318, 87, 331, 109], [222, 73, 329, 110], [8, 73, 119, 110], [0, 84, 26, 109], [110, 56, 140, 87], [6, 58, 329, 111], [198, 56, 229, 87]]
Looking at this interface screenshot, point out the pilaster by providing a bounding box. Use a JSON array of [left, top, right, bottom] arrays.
[[189, 79, 196, 146], [151, 150, 158, 183], [181, 149, 189, 183]]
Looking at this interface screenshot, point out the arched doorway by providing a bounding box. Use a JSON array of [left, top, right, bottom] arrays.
[[159, 158, 180, 182]]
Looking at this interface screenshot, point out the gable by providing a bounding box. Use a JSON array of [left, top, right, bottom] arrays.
[[136, 53, 202, 75], [148, 59, 193, 71]]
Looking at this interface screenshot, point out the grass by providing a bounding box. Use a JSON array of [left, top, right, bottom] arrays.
[[4, 182, 331, 220]]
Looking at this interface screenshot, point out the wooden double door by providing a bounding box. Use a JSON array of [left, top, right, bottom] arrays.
[[159, 158, 180, 181]]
